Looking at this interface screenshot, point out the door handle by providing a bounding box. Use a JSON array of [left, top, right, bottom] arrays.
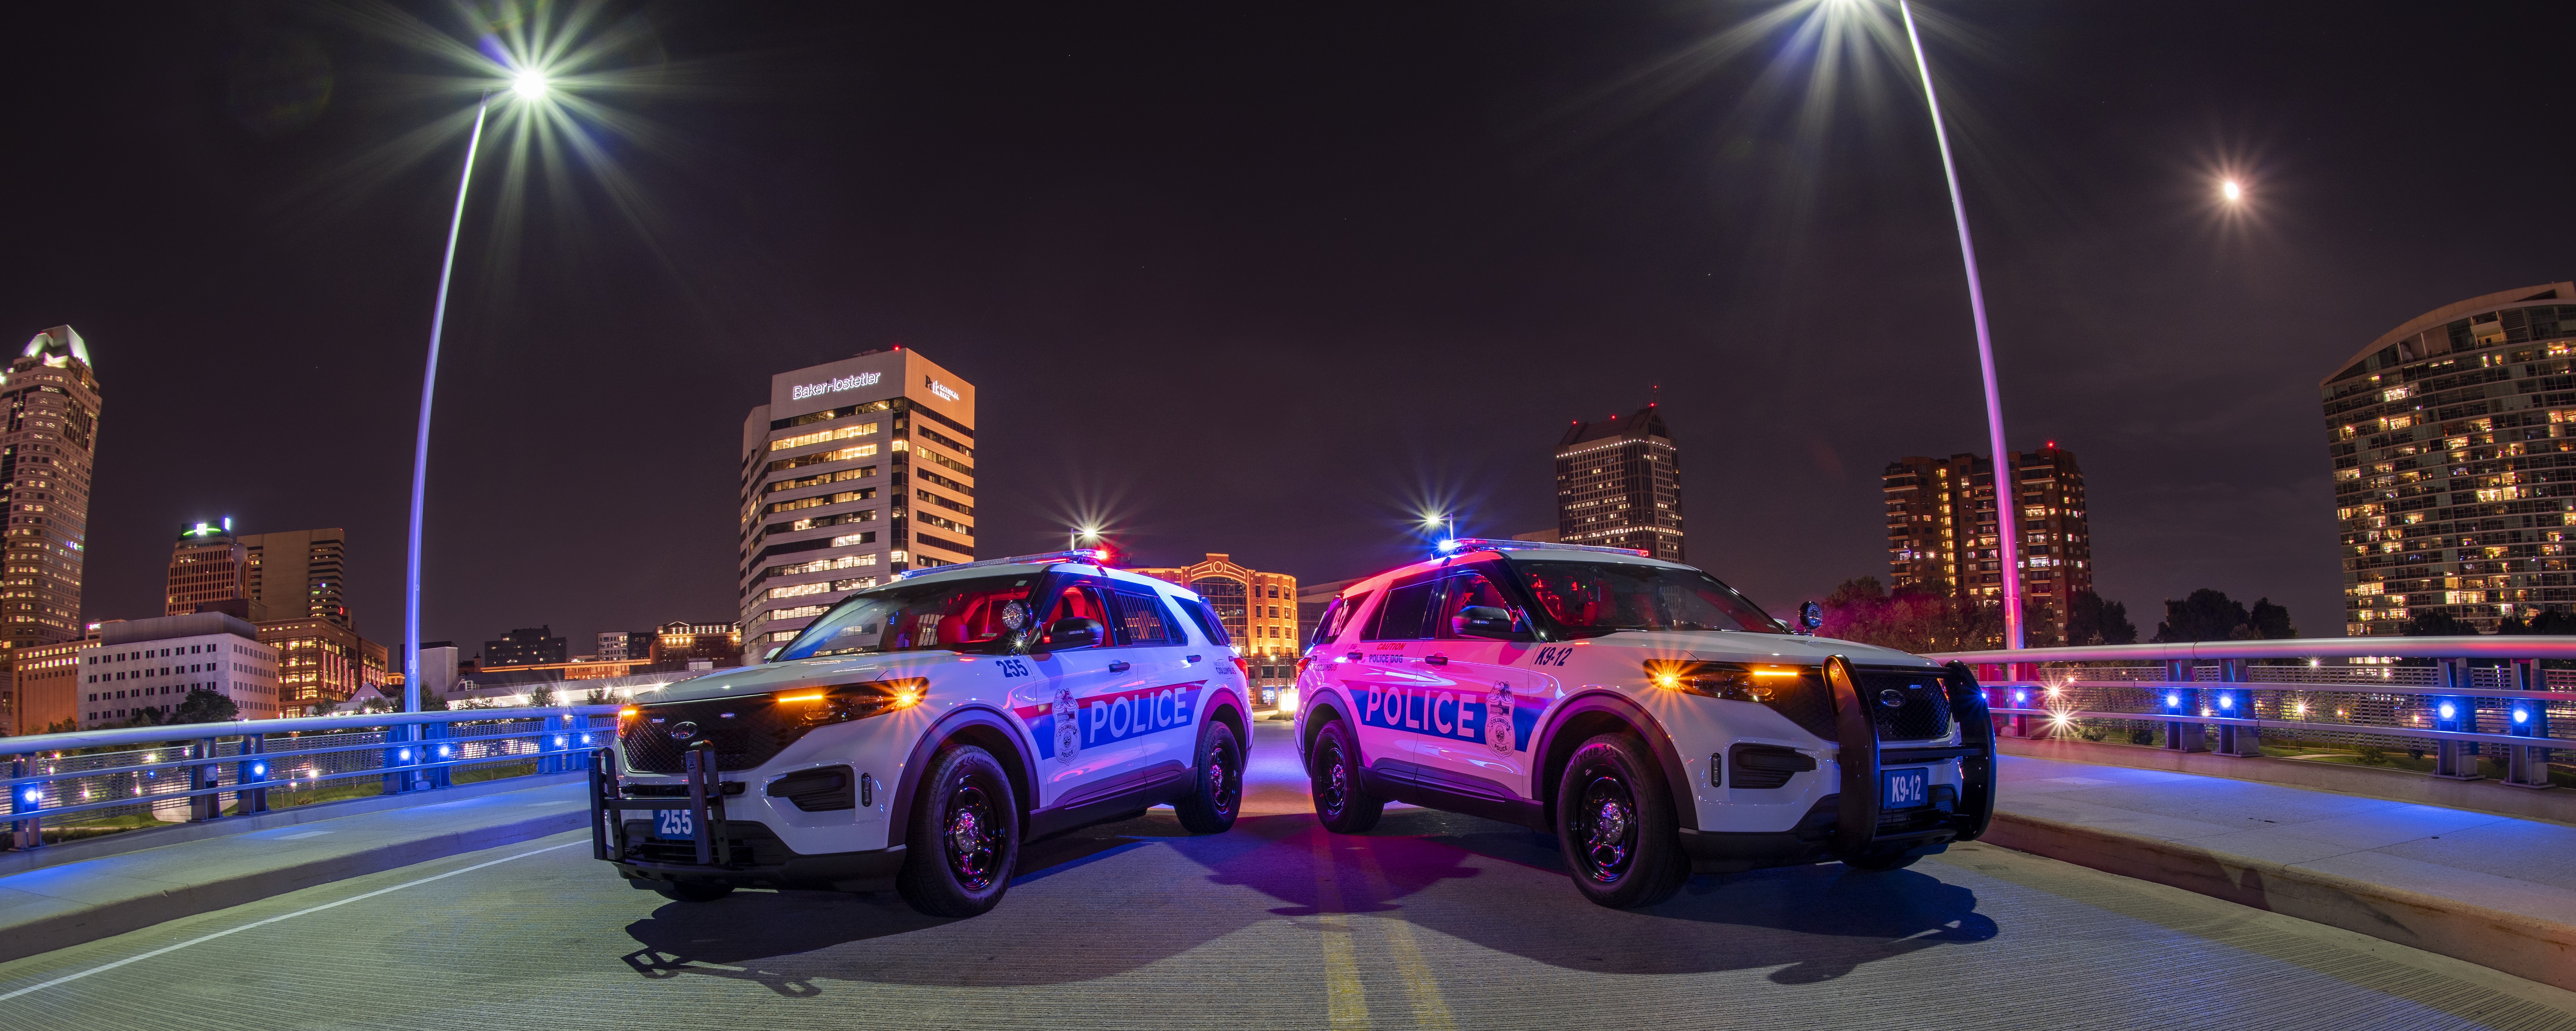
[[1346, 651, 1362, 661], [1186, 655, 1202, 664], [1108, 661, 1132, 673], [1425, 655, 1448, 666]]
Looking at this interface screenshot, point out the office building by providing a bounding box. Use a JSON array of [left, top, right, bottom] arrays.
[[76, 612, 278, 728], [652, 621, 742, 670], [1, 326, 101, 652], [240, 528, 349, 628], [1555, 405, 1684, 560], [2325, 282, 2576, 634], [597, 630, 653, 662], [740, 347, 976, 647], [1131, 554, 1300, 657], [1882, 447, 2092, 639], [165, 520, 248, 616], [484, 626, 567, 668], [5, 631, 93, 735], [258, 617, 388, 711]]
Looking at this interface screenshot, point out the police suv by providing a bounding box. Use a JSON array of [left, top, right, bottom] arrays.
[[592, 551, 1256, 917], [1293, 539, 1996, 908]]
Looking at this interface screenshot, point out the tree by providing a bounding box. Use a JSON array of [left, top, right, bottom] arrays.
[[530, 683, 557, 709], [2247, 598, 2297, 639], [2498, 610, 2576, 634], [2405, 609, 2476, 636], [1817, 576, 2008, 653], [169, 688, 239, 724], [2064, 590, 2137, 646], [2154, 589, 2251, 643]]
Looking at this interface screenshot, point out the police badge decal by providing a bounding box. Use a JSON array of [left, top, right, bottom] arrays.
[[1053, 687, 1080, 763], [1487, 683, 1515, 754]]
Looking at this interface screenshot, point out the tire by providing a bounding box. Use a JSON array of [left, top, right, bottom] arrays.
[[652, 882, 734, 903], [1174, 722, 1245, 834], [1555, 732, 1689, 909], [896, 744, 1021, 918], [1842, 850, 1921, 873], [1308, 719, 1384, 833]]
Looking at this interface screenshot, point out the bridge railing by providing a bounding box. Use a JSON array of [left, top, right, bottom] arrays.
[[1, 705, 625, 851], [1927, 636, 2576, 788]]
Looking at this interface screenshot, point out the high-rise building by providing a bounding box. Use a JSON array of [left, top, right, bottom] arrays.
[[1882, 447, 2092, 640], [1129, 554, 1301, 658], [165, 520, 248, 616], [2324, 282, 2576, 635], [4, 631, 92, 735], [739, 347, 976, 648], [484, 626, 568, 668], [1555, 406, 1683, 561], [239, 528, 349, 628], [597, 630, 653, 662], [0, 326, 100, 652]]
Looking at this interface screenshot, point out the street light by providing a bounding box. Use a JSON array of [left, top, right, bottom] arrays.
[[403, 67, 558, 713], [1422, 512, 1456, 548], [1070, 525, 1102, 552], [1897, 0, 2024, 649], [2221, 179, 2244, 203]]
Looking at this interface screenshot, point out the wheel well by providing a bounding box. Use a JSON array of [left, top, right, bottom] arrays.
[[1538, 710, 1643, 828], [1301, 699, 1347, 757], [1209, 695, 1248, 754], [938, 721, 1033, 820]]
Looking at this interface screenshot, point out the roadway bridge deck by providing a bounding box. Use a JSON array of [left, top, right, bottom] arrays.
[[0, 722, 2570, 1029]]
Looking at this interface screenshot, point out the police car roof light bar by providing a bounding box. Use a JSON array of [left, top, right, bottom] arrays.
[[894, 548, 1110, 579], [1440, 538, 1651, 558]]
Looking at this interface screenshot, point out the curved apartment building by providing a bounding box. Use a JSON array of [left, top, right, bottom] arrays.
[[2325, 282, 2576, 634]]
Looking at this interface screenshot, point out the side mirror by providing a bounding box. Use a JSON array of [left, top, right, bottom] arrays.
[[1798, 601, 1824, 635], [1452, 605, 1526, 639], [1043, 617, 1105, 650], [762, 646, 785, 663]]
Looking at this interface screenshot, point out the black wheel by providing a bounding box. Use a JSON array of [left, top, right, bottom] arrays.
[[652, 882, 734, 903], [1555, 732, 1688, 909], [1309, 719, 1384, 833], [1174, 722, 1245, 834], [897, 744, 1021, 918], [1842, 850, 1921, 873]]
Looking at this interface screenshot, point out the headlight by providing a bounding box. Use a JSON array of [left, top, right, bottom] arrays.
[[773, 678, 929, 728], [1643, 661, 1809, 701]]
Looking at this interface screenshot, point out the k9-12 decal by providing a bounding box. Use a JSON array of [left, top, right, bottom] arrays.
[[1530, 646, 1574, 667], [1358, 684, 1546, 754], [1015, 682, 1206, 762]]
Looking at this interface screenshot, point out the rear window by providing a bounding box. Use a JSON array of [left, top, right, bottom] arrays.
[[1112, 589, 1178, 646]]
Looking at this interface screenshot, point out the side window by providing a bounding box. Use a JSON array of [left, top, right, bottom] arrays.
[[1178, 597, 1231, 645], [1111, 590, 1177, 646], [1320, 590, 1372, 646], [1363, 578, 1438, 641], [1436, 573, 1513, 639], [1308, 598, 1343, 649], [1041, 582, 1111, 628]]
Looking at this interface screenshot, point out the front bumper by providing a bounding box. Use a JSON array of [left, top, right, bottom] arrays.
[[591, 746, 906, 892]]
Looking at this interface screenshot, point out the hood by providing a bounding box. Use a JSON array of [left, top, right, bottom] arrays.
[[624, 652, 948, 705], [1579, 631, 1940, 670]]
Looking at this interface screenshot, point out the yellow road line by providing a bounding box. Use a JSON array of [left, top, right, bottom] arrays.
[[1350, 841, 1459, 1031], [1308, 829, 1372, 1029]]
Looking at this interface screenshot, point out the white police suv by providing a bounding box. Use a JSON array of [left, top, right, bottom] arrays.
[[1292, 539, 1996, 908], [591, 550, 1256, 917]]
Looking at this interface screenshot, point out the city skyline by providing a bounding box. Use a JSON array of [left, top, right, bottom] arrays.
[[1, 5, 2569, 648]]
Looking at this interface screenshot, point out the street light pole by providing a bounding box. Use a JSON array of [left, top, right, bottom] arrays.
[[1899, 2, 2022, 650], [404, 93, 492, 713]]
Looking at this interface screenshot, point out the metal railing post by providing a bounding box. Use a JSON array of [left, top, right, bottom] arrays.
[[2433, 658, 2482, 780], [384, 722, 418, 794], [2216, 658, 2259, 757], [2003, 662, 2031, 738], [2507, 658, 2555, 789], [422, 720, 452, 790], [238, 734, 270, 814], [7, 754, 39, 851], [189, 737, 223, 821], [540, 712, 563, 775], [2162, 660, 2205, 752]]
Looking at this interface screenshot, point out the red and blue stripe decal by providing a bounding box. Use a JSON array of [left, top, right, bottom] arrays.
[[1014, 681, 1207, 760], [1355, 686, 1546, 753]]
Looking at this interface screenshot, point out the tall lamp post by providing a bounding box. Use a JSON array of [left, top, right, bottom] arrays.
[[405, 71, 550, 714], [1898, 1, 2022, 650]]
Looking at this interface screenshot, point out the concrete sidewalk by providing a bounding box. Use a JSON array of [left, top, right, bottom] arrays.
[[0, 777, 590, 964], [1986, 753, 2576, 991]]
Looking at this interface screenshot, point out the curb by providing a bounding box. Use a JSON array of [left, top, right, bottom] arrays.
[[1983, 809, 2576, 992], [0, 807, 590, 966]]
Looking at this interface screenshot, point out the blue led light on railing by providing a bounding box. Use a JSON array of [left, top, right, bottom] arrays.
[[2438, 702, 2457, 720], [249, 762, 266, 778], [2165, 693, 2182, 708], [554, 736, 567, 747], [18, 787, 37, 805], [2515, 708, 2531, 724], [438, 745, 453, 757], [579, 734, 592, 744], [2219, 695, 2234, 710], [399, 748, 413, 761]]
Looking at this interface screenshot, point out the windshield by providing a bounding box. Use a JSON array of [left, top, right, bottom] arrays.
[[775, 573, 1038, 661], [1510, 559, 1787, 636]]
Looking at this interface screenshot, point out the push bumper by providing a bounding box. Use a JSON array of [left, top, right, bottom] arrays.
[[590, 746, 908, 893]]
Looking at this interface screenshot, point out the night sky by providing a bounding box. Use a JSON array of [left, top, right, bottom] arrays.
[[5, 1, 2570, 653]]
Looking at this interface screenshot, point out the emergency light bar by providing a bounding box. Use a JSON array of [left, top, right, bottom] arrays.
[[894, 548, 1110, 579], [1438, 537, 1651, 558]]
